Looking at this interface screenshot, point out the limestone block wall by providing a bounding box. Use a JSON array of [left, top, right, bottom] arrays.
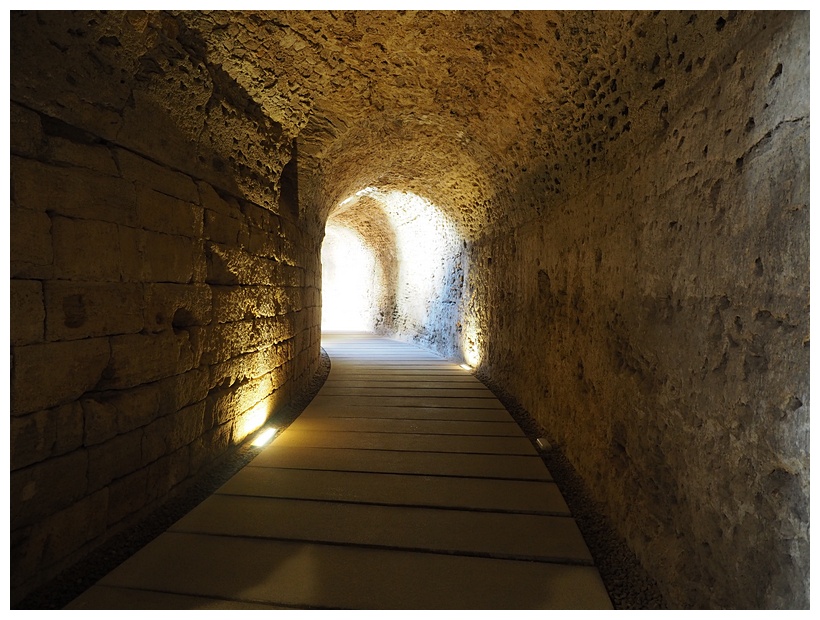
[[10, 11, 321, 602], [462, 13, 808, 608]]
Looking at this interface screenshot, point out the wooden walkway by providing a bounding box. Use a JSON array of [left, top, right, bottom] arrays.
[[68, 333, 611, 609]]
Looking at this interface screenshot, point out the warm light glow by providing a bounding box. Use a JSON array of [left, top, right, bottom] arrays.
[[236, 400, 271, 442], [461, 312, 483, 367], [460, 363, 473, 371], [339, 196, 354, 207], [251, 427, 277, 447]]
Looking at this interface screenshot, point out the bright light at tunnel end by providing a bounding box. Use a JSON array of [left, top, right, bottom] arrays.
[[251, 427, 277, 447]]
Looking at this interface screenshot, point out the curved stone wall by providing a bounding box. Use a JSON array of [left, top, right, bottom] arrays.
[[10, 11, 322, 601], [10, 10, 809, 608]]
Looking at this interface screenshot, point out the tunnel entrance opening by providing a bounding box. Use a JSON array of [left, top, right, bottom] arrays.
[[321, 188, 469, 362], [320, 223, 381, 332]]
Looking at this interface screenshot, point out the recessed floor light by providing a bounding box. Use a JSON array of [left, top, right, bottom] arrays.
[[252, 427, 277, 447]]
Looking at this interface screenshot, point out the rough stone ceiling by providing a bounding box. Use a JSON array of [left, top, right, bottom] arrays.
[[173, 10, 658, 237]]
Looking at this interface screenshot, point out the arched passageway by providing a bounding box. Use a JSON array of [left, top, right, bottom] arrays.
[[322, 188, 467, 357], [320, 223, 381, 331], [10, 10, 808, 609]]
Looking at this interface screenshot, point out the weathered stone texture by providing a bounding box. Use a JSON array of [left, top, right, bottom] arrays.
[[9, 8, 806, 611], [451, 13, 808, 610], [312, 9, 807, 610], [136, 185, 203, 237], [13, 158, 137, 225], [11, 450, 89, 528], [11, 403, 84, 471], [44, 282, 144, 341], [12, 339, 111, 415], [10, 206, 52, 278], [115, 148, 200, 204], [10, 9, 322, 603], [10, 280, 45, 345], [52, 217, 123, 282]]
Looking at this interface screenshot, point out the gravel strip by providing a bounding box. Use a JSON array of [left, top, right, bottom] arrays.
[[14, 349, 332, 611], [475, 369, 668, 609]]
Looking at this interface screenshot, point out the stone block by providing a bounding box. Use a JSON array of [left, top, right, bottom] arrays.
[[54, 401, 85, 456], [12, 157, 136, 224], [14, 488, 108, 579], [241, 201, 278, 231], [208, 345, 287, 390], [52, 217, 121, 281], [44, 281, 144, 341], [247, 226, 281, 259], [204, 244, 239, 286], [107, 468, 149, 526], [82, 384, 161, 446], [278, 286, 304, 315], [191, 322, 250, 366], [11, 450, 88, 528], [204, 208, 241, 245], [144, 283, 212, 334], [166, 401, 206, 452], [211, 285, 280, 323], [115, 148, 199, 203], [197, 180, 236, 217], [192, 237, 208, 283], [117, 90, 203, 183], [280, 238, 302, 266], [10, 403, 83, 471], [256, 314, 296, 346], [276, 264, 304, 288], [206, 375, 273, 427], [12, 338, 110, 415], [145, 447, 190, 504], [205, 241, 279, 286], [156, 368, 210, 416], [87, 429, 143, 492], [44, 137, 119, 175], [10, 206, 52, 278], [117, 225, 144, 282], [141, 230, 196, 283], [11, 279, 45, 345], [136, 184, 203, 237], [10, 103, 44, 157], [189, 422, 232, 473], [11, 411, 55, 471], [141, 401, 205, 466], [101, 331, 195, 390], [141, 419, 169, 466]]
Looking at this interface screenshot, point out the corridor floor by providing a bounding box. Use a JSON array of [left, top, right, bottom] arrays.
[[67, 333, 612, 609]]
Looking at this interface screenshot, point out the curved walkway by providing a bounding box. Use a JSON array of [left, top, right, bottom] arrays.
[[68, 333, 611, 609]]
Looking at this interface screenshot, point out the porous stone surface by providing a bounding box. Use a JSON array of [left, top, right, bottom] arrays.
[[10, 10, 321, 604], [10, 9, 808, 610]]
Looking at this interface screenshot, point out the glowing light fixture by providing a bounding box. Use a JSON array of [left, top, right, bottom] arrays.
[[356, 186, 377, 197], [339, 196, 354, 207], [460, 363, 473, 371], [251, 427, 277, 447]]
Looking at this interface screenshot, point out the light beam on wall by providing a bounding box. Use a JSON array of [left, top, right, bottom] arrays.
[[461, 311, 483, 368], [236, 399, 271, 442]]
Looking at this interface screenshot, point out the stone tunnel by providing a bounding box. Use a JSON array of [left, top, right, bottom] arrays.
[[9, 10, 809, 609]]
